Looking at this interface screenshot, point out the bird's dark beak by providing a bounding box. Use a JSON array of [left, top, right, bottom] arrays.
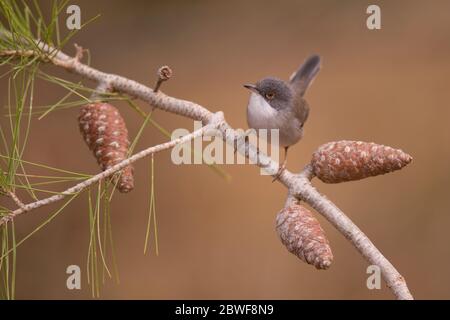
[[243, 84, 258, 93]]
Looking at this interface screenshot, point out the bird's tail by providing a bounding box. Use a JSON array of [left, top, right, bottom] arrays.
[[289, 54, 321, 97]]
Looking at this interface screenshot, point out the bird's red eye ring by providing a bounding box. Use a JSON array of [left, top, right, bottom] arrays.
[[265, 92, 275, 100]]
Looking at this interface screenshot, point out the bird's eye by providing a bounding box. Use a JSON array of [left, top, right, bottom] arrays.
[[265, 92, 275, 100]]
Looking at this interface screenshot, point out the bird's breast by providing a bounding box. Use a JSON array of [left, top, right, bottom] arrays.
[[246, 93, 303, 147]]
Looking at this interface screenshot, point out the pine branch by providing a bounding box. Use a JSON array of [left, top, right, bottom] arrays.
[[0, 119, 219, 226], [6, 191, 26, 210], [0, 39, 414, 300]]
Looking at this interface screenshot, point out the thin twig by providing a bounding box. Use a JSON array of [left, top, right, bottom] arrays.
[[0, 41, 414, 299], [7, 191, 26, 210], [153, 66, 172, 92]]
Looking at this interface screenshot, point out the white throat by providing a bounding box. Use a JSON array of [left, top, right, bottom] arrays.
[[246, 92, 277, 130]]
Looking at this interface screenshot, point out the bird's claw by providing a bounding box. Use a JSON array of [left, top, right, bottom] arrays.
[[272, 162, 286, 183]]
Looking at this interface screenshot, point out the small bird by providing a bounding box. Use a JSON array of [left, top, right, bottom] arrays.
[[244, 54, 321, 180]]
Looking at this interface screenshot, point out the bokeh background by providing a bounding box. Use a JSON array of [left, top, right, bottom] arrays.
[[1, 0, 450, 299]]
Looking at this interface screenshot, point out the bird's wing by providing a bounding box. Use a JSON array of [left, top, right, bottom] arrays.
[[292, 98, 310, 127], [289, 54, 321, 97]]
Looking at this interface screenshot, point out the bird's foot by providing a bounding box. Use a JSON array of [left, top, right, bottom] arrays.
[[272, 162, 287, 183]]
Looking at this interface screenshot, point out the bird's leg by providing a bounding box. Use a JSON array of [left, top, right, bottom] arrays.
[[272, 146, 289, 182]]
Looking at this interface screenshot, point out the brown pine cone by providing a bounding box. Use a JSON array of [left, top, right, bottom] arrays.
[[311, 140, 412, 184], [79, 102, 134, 193], [276, 203, 333, 270]]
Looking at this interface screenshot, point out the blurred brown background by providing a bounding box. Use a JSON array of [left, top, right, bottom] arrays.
[[1, 0, 450, 299]]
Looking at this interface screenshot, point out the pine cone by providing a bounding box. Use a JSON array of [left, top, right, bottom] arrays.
[[276, 203, 333, 270], [311, 140, 412, 184], [79, 102, 134, 193]]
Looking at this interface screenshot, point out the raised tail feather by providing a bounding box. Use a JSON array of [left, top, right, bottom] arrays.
[[289, 54, 321, 97]]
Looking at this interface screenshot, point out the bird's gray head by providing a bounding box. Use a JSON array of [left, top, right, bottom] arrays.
[[244, 77, 293, 110]]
